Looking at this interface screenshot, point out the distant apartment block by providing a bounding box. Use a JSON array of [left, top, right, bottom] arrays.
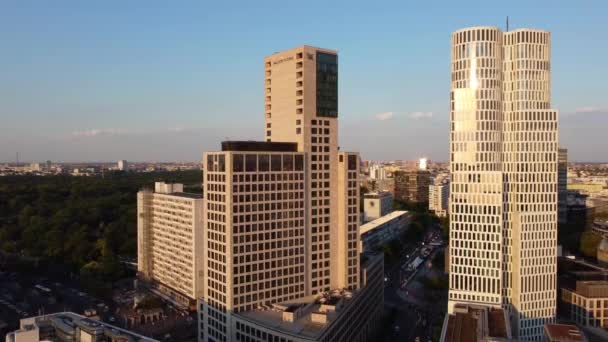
[[394, 169, 430, 203], [364, 178, 394, 193], [418, 158, 428, 170], [5, 312, 157, 342], [137, 182, 204, 308], [118, 159, 128, 171], [429, 183, 449, 217], [363, 191, 393, 222], [369, 164, 387, 180]]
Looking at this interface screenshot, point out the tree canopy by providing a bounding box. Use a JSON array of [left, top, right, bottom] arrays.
[[0, 170, 202, 294]]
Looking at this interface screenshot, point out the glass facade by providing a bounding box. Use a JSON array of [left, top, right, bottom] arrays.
[[316, 52, 338, 118]]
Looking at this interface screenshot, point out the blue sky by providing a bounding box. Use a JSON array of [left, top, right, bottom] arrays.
[[1, 0, 607, 162]]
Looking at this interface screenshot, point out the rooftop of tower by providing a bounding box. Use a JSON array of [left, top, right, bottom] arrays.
[[221, 140, 298, 152], [452, 26, 501, 34], [266, 45, 338, 58], [441, 304, 510, 342], [235, 252, 383, 340], [452, 26, 549, 34]]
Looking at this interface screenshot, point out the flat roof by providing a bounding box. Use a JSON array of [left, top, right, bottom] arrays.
[[444, 312, 477, 342], [11, 312, 157, 341], [363, 191, 392, 199], [235, 288, 360, 340], [221, 141, 299, 152], [266, 45, 338, 57], [544, 324, 584, 341], [487, 308, 508, 338], [444, 305, 509, 342], [171, 192, 203, 199], [360, 211, 409, 235]]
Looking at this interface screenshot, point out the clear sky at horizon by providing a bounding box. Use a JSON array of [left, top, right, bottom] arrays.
[[1, 0, 607, 163]]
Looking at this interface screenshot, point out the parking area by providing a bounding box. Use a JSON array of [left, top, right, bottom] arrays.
[[0, 271, 117, 328], [0, 270, 197, 341]]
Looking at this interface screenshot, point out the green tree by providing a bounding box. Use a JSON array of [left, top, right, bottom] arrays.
[[0, 170, 202, 289], [580, 231, 602, 257]]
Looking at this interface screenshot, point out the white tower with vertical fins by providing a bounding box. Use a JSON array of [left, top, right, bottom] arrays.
[[448, 26, 558, 341]]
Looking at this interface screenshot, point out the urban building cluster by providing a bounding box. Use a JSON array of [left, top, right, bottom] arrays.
[[8, 25, 608, 342], [133, 45, 407, 342]]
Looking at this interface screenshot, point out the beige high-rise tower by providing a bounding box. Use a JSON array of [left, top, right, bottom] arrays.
[[264, 46, 358, 293], [197, 46, 383, 342], [448, 27, 558, 341]]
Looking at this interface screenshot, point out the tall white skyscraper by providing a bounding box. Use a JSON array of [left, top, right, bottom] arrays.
[[448, 27, 558, 341]]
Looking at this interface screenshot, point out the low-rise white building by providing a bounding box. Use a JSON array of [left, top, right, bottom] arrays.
[[360, 211, 410, 251]]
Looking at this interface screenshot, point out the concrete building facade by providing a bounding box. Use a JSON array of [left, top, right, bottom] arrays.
[[360, 211, 411, 252], [137, 182, 204, 308], [429, 183, 449, 217], [394, 169, 431, 204], [369, 164, 387, 180], [558, 148, 568, 224], [363, 191, 393, 222], [561, 281, 608, 329], [264, 45, 342, 295], [448, 27, 558, 341], [198, 46, 382, 342]]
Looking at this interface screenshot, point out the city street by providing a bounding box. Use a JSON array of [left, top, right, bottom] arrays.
[[382, 225, 447, 342]]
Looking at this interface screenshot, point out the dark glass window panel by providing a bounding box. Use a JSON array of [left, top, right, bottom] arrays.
[[233, 154, 244, 172], [207, 155, 214, 171], [295, 155, 304, 171], [348, 155, 358, 170], [246, 155, 257, 172], [316, 52, 338, 118], [271, 155, 282, 171], [218, 155, 225, 172], [259, 154, 269, 172], [283, 154, 294, 171]]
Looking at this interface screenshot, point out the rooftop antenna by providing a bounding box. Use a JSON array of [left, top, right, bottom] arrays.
[[506, 16, 510, 32]]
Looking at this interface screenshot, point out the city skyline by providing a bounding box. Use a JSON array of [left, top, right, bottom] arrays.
[[1, 1, 608, 163], [2, 13, 608, 341]]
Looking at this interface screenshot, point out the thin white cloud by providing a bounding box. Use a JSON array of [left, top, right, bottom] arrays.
[[375, 112, 394, 121], [575, 106, 605, 114], [70, 125, 197, 138], [71, 128, 129, 137], [409, 111, 435, 119]]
